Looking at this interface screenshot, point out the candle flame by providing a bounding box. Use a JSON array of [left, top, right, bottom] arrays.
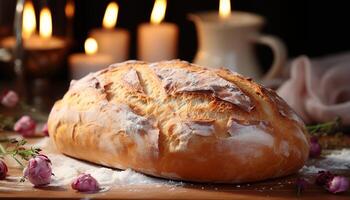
[[150, 0, 166, 24], [219, 0, 231, 19], [40, 7, 52, 38], [65, 0, 75, 18], [22, 1, 36, 39], [84, 38, 98, 55], [103, 2, 119, 29]]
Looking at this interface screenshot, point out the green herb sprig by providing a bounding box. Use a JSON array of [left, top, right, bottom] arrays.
[[306, 117, 342, 135], [0, 137, 41, 167]]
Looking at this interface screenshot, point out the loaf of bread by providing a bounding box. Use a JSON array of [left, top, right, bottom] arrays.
[[48, 60, 309, 183]]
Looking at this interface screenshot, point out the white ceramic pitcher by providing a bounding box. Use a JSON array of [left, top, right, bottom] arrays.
[[189, 11, 287, 80]]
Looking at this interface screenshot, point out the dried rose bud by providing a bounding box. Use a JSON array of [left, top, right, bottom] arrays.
[[71, 174, 100, 193], [13, 116, 36, 137], [23, 154, 52, 186], [0, 160, 8, 180], [42, 123, 49, 136], [1, 90, 19, 108], [326, 176, 349, 194], [309, 136, 322, 158], [316, 171, 335, 186]]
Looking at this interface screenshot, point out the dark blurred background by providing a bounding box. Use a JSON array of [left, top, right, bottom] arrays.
[[1, 0, 349, 80]]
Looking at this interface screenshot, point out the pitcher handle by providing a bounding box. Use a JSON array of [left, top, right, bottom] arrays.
[[254, 35, 287, 80]]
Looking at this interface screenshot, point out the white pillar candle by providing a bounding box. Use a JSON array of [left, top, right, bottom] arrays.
[[69, 38, 113, 80], [137, 0, 178, 62], [137, 23, 178, 62], [69, 54, 113, 80], [1, 35, 66, 50], [90, 28, 129, 63], [89, 2, 130, 63]]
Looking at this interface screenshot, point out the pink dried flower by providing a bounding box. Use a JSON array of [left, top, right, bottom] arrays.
[[23, 154, 52, 186], [316, 171, 349, 194], [316, 171, 335, 186], [309, 136, 322, 158], [42, 123, 49, 136], [327, 176, 349, 194], [13, 116, 36, 137], [1, 90, 19, 108], [71, 174, 100, 193], [0, 160, 8, 180]]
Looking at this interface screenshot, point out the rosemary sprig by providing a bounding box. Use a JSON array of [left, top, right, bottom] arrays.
[[0, 137, 41, 168], [306, 117, 342, 135]]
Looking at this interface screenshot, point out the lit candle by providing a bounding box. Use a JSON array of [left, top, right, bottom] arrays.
[[65, 0, 75, 19], [40, 7, 52, 38], [89, 2, 130, 63], [219, 0, 231, 19], [69, 38, 113, 79], [65, 0, 75, 39], [22, 0, 36, 40], [1, 1, 65, 50], [137, 0, 178, 62]]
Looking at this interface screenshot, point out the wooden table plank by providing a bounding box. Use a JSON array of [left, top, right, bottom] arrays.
[[1, 165, 349, 199], [1, 134, 350, 199]]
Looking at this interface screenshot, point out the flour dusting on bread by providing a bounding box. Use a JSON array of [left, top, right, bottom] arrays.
[[184, 120, 215, 137], [227, 119, 274, 147], [150, 64, 253, 112], [264, 88, 304, 125], [96, 103, 160, 156], [122, 68, 144, 93], [166, 119, 216, 152]]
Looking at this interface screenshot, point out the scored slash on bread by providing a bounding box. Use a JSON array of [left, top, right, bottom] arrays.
[[48, 60, 309, 183]]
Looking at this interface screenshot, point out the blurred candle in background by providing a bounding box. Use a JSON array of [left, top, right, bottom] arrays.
[[69, 38, 113, 79], [22, 0, 36, 39], [40, 7, 52, 38], [219, 0, 231, 19], [1, 2, 65, 50], [65, 0, 75, 39], [137, 0, 178, 62], [90, 2, 130, 63], [0, 1, 68, 84], [30, 6, 65, 49]]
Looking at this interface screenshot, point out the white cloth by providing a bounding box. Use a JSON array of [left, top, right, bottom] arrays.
[[277, 52, 350, 124]]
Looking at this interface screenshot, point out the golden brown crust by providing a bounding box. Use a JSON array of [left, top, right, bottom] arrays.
[[48, 60, 309, 183]]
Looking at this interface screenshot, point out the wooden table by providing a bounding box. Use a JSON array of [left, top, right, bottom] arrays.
[[1, 136, 350, 199], [1, 168, 349, 200]]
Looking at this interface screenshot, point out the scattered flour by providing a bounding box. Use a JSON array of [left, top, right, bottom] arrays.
[[25, 137, 182, 188], [299, 165, 325, 174], [318, 149, 350, 170], [300, 149, 350, 175], [48, 153, 170, 187]]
